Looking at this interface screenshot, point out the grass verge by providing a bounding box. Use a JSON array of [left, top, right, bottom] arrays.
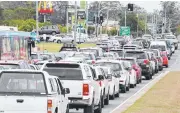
[[36, 42, 96, 52], [123, 71, 180, 113]]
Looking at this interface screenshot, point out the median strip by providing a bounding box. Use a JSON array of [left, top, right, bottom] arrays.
[[117, 71, 180, 113]]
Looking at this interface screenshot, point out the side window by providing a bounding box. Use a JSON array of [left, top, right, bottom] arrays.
[[89, 67, 96, 79], [84, 65, 92, 78], [49, 78, 56, 92], [54, 78, 61, 94], [30, 65, 35, 70], [57, 79, 64, 92]]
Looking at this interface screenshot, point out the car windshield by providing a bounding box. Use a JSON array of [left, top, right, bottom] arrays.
[[96, 62, 122, 71], [43, 68, 83, 80], [73, 53, 93, 60], [124, 52, 147, 59], [40, 54, 52, 59], [80, 49, 99, 57], [0, 72, 46, 95], [150, 45, 166, 51], [121, 59, 135, 65], [165, 36, 176, 39], [0, 64, 20, 70], [31, 54, 38, 59]]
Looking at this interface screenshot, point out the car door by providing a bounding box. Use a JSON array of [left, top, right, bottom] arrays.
[[54, 78, 63, 113]]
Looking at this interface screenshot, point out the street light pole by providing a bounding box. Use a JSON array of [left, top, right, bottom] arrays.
[[137, 13, 138, 37], [125, 10, 126, 27], [145, 13, 147, 34], [66, 1, 69, 33], [74, 1, 77, 44], [36, 1, 39, 39], [86, 1, 88, 35]]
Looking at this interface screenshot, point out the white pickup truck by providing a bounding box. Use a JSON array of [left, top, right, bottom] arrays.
[[41, 62, 102, 113], [0, 70, 70, 113]]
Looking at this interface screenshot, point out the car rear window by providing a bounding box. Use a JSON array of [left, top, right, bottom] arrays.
[[44, 63, 83, 80], [43, 68, 83, 80], [110, 50, 124, 57], [95, 62, 122, 71], [79, 49, 99, 57], [31, 54, 38, 59], [0, 72, 46, 95], [150, 45, 166, 51], [0, 64, 20, 70], [121, 59, 135, 65], [124, 51, 147, 59]]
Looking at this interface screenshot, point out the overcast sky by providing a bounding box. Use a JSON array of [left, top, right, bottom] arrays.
[[120, 1, 161, 13]]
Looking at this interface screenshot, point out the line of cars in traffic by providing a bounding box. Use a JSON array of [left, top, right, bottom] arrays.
[[0, 33, 178, 113]]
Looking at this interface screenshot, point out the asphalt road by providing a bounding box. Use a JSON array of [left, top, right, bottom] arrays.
[[70, 48, 180, 113]]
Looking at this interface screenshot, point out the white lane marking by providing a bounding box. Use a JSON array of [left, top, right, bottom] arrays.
[[110, 71, 169, 113]]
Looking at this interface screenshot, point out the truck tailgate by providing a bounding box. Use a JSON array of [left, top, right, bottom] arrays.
[[0, 96, 47, 113], [61, 80, 84, 98]]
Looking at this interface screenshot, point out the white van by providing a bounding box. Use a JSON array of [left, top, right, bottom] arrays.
[[150, 41, 168, 56]]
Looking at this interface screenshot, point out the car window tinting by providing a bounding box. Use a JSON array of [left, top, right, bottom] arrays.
[[43, 68, 83, 80], [0, 72, 46, 95], [124, 52, 147, 59]]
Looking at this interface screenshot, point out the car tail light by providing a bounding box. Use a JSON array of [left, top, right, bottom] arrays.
[[83, 84, 89, 96], [99, 81, 102, 87], [92, 61, 95, 64], [47, 99, 52, 113], [144, 59, 149, 64], [120, 80, 124, 82]]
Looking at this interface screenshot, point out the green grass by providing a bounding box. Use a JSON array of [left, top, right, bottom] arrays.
[[36, 42, 96, 52]]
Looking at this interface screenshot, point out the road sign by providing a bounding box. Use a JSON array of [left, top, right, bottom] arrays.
[[120, 26, 130, 36]]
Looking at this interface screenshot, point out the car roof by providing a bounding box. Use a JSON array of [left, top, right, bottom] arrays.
[[96, 60, 122, 63], [150, 41, 166, 45], [0, 60, 26, 64]]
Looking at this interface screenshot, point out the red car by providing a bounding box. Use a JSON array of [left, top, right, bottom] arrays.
[[120, 57, 142, 84], [161, 53, 169, 68]]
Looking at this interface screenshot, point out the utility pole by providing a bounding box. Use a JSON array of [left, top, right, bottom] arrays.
[[145, 13, 147, 34], [125, 10, 126, 27], [36, 1, 39, 39], [86, 1, 88, 35], [74, 1, 77, 44], [137, 13, 138, 37], [97, 2, 100, 37], [106, 9, 109, 34], [66, 1, 69, 33]]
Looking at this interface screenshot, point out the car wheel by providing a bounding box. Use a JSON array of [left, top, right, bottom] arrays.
[[110, 87, 115, 100], [101, 93, 104, 108], [126, 82, 130, 91], [130, 84, 135, 88], [166, 65, 169, 68], [84, 100, 94, 113], [121, 84, 126, 93], [94, 97, 102, 113], [104, 91, 109, 105], [53, 39, 56, 43], [52, 32, 56, 35], [115, 89, 119, 97], [139, 78, 142, 83], [66, 105, 69, 113], [57, 40, 61, 44], [146, 73, 151, 80], [168, 57, 171, 60]]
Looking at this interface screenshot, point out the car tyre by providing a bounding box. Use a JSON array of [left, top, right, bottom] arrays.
[[130, 84, 135, 88], [94, 97, 102, 113], [145, 73, 151, 80], [101, 93, 104, 108], [52, 32, 56, 35], [126, 83, 130, 91], [166, 65, 169, 68], [66, 105, 69, 113], [104, 92, 109, 105], [57, 40, 61, 44], [84, 100, 94, 113], [115, 89, 119, 97], [110, 87, 115, 100], [121, 84, 126, 93]]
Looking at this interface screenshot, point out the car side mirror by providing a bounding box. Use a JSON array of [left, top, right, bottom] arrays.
[[62, 88, 70, 95], [98, 75, 104, 80], [107, 74, 112, 79]]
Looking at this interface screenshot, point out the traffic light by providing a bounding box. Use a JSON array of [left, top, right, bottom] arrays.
[[128, 3, 133, 11], [99, 15, 104, 25]]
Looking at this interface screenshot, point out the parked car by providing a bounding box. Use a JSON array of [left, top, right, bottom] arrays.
[[0, 70, 70, 113], [41, 62, 102, 113], [34, 25, 60, 35]]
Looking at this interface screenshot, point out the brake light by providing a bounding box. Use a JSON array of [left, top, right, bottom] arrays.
[[144, 59, 149, 64], [47, 99, 52, 113], [99, 81, 102, 87], [83, 84, 89, 96], [92, 61, 95, 64], [120, 80, 124, 82]]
